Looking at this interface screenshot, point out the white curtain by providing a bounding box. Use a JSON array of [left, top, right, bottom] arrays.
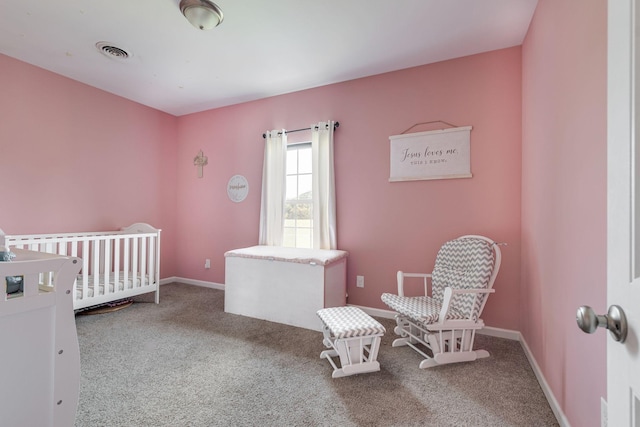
[[311, 121, 337, 250], [259, 130, 287, 246]]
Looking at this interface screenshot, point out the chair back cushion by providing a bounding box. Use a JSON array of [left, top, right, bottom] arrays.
[[431, 237, 495, 319]]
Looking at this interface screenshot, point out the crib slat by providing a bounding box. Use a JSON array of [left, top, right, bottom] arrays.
[[123, 238, 130, 290], [132, 237, 139, 288], [58, 239, 68, 256], [92, 239, 100, 294], [156, 232, 160, 304], [140, 236, 147, 286], [81, 240, 89, 301], [103, 238, 111, 295], [113, 238, 121, 292], [148, 237, 155, 285]]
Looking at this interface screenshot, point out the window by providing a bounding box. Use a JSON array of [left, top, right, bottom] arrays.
[[260, 121, 336, 250], [284, 142, 313, 248]]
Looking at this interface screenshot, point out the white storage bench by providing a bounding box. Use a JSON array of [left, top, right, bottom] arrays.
[[224, 246, 348, 331], [317, 306, 386, 378]]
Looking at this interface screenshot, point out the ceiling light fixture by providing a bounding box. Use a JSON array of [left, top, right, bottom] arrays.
[[180, 0, 224, 30]]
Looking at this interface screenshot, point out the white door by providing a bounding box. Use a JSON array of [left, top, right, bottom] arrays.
[[607, 0, 640, 425]]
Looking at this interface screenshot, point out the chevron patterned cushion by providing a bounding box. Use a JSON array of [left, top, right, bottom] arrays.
[[431, 237, 495, 320], [317, 306, 386, 339], [381, 293, 466, 324]]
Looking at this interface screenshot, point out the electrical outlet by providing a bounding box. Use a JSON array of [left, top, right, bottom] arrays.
[[356, 275, 364, 288], [205, 259, 211, 269]]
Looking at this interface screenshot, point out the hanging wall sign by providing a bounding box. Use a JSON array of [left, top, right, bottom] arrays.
[[389, 126, 472, 182], [227, 175, 249, 202]]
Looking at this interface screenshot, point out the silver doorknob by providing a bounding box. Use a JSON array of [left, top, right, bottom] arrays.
[[576, 305, 627, 343]]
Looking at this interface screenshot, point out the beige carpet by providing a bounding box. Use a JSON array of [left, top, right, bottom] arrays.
[[75, 283, 558, 427]]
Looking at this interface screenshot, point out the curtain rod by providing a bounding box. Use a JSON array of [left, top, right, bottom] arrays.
[[262, 121, 340, 139]]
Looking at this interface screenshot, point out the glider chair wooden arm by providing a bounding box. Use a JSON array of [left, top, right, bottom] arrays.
[[396, 271, 432, 297], [381, 235, 502, 369]]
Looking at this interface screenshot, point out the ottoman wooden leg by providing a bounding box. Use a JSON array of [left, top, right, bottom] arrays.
[[317, 307, 386, 378]]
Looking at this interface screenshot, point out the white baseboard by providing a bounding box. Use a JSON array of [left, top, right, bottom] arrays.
[[519, 334, 570, 427], [160, 276, 225, 290], [162, 279, 568, 426], [478, 325, 521, 341], [159, 277, 177, 285]]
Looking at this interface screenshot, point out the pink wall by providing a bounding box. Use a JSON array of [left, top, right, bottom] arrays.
[[1, 4, 606, 422], [0, 54, 179, 278], [521, 1, 607, 426], [176, 47, 523, 329]]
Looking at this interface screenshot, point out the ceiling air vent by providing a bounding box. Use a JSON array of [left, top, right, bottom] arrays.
[[96, 42, 130, 60]]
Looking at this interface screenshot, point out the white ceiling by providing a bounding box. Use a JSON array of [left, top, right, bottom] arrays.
[[0, 0, 538, 117]]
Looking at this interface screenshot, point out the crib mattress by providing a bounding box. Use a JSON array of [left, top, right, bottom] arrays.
[[75, 274, 150, 299]]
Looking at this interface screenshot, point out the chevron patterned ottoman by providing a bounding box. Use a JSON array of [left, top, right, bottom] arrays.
[[316, 306, 386, 378]]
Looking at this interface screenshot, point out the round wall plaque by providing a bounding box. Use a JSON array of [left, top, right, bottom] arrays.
[[227, 175, 249, 203]]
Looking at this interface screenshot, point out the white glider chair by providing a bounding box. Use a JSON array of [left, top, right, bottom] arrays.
[[381, 235, 502, 368]]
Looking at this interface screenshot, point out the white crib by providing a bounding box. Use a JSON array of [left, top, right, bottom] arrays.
[[0, 248, 82, 427], [2, 223, 161, 310]]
